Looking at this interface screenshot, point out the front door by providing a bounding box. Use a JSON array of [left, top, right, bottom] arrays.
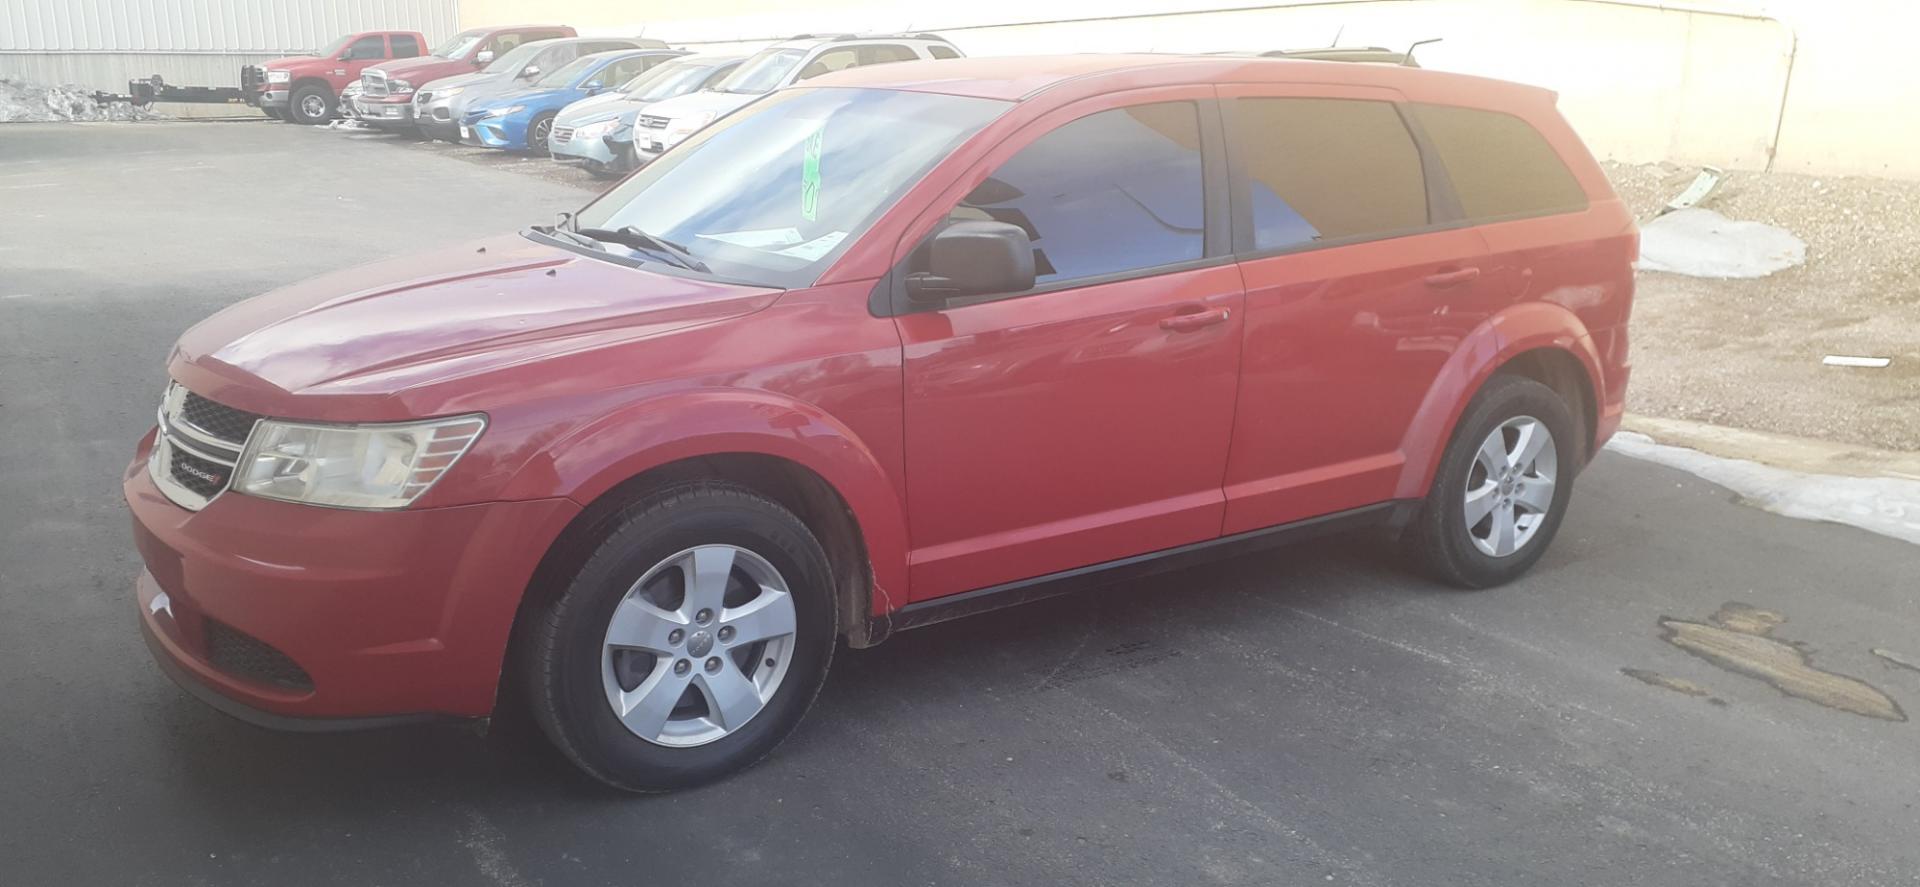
[[897, 92, 1244, 601]]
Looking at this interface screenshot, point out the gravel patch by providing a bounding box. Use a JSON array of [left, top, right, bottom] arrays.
[[1605, 161, 1920, 451]]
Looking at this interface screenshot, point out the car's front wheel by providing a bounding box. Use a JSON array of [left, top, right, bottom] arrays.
[[1405, 374, 1578, 588], [527, 113, 557, 153], [522, 481, 837, 792], [286, 84, 333, 125]]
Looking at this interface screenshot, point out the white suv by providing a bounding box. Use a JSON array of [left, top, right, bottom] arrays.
[[632, 33, 962, 163]]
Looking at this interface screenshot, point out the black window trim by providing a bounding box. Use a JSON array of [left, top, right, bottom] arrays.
[[874, 96, 1233, 318]]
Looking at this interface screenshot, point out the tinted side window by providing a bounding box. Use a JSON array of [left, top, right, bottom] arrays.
[[857, 44, 919, 65], [1413, 103, 1587, 220], [927, 45, 961, 60], [344, 36, 385, 60], [1230, 98, 1427, 251], [950, 102, 1204, 285], [391, 34, 421, 58], [797, 48, 859, 80], [601, 57, 654, 86], [489, 34, 524, 55]]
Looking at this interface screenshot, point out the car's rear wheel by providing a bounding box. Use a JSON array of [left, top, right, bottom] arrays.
[[522, 481, 836, 792], [1405, 374, 1577, 588], [287, 85, 333, 125], [527, 113, 557, 153]]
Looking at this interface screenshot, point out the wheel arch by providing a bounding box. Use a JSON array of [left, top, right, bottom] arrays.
[[1396, 302, 1605, 500], [504, 389, 908, 652]]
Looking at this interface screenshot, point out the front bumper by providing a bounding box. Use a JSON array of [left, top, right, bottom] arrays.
[[551, 126, 620, 166], [355, 98, 417, 129], [126, 429, 580, 725], [463, 115, 526, 150], [260, 89, 289, 109]]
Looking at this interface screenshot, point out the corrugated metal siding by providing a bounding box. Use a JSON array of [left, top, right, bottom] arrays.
[[0, 0, 459, 91]]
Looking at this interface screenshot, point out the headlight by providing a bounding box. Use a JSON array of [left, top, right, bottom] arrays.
[[234, 415, 486, 510], [266, 70, 290, 84], [486, 104, 523, 118], [390, 79, 415, 94], [662, 111, 718, 145], [435, 86, 464, 100], [575, 119, 618, 139]]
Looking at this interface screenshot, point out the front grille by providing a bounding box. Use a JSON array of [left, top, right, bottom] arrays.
[[152, 384, 254, 511], [550, 126, 574, 142], [639, 114, 668, 129], [168, 446, 231, 499], [179, 392, 261, 444], [205, 621, 313, 691]]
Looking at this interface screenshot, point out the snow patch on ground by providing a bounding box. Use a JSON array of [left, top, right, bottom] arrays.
[[1606, 431, 1920, 545], [1, 78, 161, 123], [1635, 208, 1806, 278]]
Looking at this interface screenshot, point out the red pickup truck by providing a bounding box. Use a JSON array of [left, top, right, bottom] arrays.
[[354, 25, 577, 134], [244, 31, 428, 125]]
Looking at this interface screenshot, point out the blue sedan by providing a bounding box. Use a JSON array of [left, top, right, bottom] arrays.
[[460, 49, 680, 152]]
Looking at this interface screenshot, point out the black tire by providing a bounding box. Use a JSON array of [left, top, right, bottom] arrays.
[[286, 84, 333, 125], [527, 112, 557, 153], [261, 106, 283, 121], [1405, 374, 1578, 589], [522, 481, 837, 792]]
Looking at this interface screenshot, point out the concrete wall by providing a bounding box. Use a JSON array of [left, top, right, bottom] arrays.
[[458, 0, 1917, 180]]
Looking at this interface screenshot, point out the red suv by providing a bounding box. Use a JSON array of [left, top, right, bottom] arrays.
[[127, 55, 1633, 791]]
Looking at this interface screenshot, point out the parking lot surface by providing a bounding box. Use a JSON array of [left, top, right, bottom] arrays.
[[4, 121, 1919, 886]]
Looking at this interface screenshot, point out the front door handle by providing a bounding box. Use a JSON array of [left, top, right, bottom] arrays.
[[1424, 267, 1481, 289], [1160, 308, 1231, 332]]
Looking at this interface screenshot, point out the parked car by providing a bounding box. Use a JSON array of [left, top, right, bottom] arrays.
[[550, 54, 744, 176], [338, 79, 366, 122], [128, 55, 1633, 793], [455, 49, 685, 151], [242, 30, 426, 124], [629, 33, 962, 167], [355, 25, 576, 134], [413, 38, 673, 143]]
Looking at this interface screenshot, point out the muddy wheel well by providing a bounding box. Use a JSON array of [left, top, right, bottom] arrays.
[[1496, 347, 1598, 464], [513, 454, 877, 668]]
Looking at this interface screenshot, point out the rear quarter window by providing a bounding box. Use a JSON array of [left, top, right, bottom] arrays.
[[1412, 103, 1587, 221]]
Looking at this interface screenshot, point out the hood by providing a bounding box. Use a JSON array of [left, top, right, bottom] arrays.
[[472, 85, 576, 115], [419, 69, 495, 93], [368, 55, 470, 81], [170, 234, 780, 418], [647, 89, 757, 122], [262, 54, 333, 71], [555, 91, 631, 123]]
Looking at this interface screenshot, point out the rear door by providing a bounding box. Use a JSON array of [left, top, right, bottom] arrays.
[[896, 90, 1243, 600], [1217, 84, 1493, 534]]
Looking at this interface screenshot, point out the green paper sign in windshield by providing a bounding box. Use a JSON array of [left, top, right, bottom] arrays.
[[801, 128, 823, 221]]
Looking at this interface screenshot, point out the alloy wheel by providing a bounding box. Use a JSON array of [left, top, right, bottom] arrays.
[[1463, 415, 1558, 557], [600, 545, 797, 747], [300, 93, 328, 120]]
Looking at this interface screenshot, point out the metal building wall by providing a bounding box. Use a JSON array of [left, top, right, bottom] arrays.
[[0, 0, 461, 93]]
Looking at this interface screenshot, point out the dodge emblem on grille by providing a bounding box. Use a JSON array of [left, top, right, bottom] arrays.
[[178, 462, 225, 485]]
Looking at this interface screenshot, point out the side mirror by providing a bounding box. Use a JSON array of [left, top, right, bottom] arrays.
[[906, 220, 1035, 305], [519, 64, 541, 79], [475, 49, 495, 66], [585, 81, 605, 92]]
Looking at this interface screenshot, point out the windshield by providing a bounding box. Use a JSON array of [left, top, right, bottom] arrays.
[[625, 58, 727, 100], [430, 29, 486, 59], [569, 87, 1007, 288], [313, 35, 353, 58], [484, 40, 549, 74], [537, 54, 602, 88], [713, 48, 804, 94]]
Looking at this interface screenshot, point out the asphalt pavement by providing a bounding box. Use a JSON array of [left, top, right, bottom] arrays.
[[3, 121, 1918, 887]]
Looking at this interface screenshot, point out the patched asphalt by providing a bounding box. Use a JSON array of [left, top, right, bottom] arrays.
[[4, 121, 1918, 887]]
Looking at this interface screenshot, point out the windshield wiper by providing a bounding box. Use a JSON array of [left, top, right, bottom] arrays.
[[576, 226, 710, 272], [533, 223, 605, 252]]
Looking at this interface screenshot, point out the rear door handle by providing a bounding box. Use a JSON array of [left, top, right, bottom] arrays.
[[1424, 267, 1480, 289], [1160, 308, 1231, 332]]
